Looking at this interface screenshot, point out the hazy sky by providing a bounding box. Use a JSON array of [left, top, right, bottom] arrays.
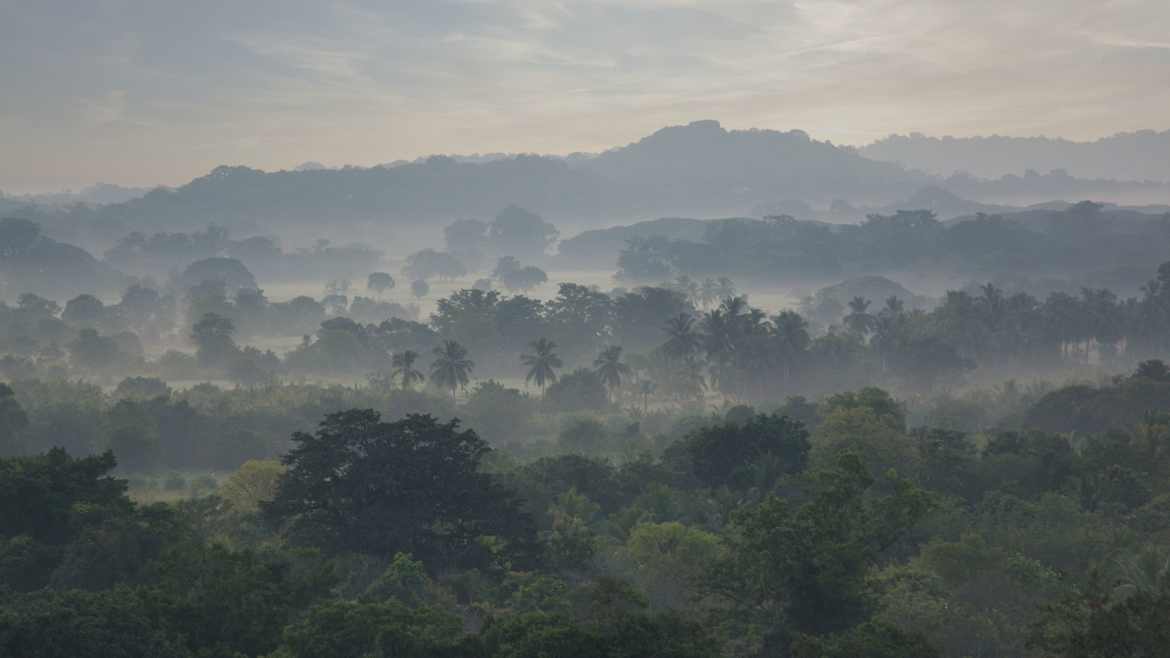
[[2, 0, 1168, 192]]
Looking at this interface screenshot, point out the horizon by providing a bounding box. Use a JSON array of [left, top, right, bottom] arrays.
[[5, 119, 1169, 196]]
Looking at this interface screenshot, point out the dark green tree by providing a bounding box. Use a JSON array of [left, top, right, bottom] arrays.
[[680, 413, 810, 490], [707, 454, 933, 652], [264, 411, 537, 570]]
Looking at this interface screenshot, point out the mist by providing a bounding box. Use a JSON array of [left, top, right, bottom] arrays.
[[3, 2, 1170, 657]]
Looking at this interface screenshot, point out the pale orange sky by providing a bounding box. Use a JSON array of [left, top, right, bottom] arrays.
[[3, 0, 1169, 192]]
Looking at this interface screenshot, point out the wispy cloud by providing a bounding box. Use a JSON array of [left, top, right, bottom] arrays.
[[1, 0, 1167, 190]]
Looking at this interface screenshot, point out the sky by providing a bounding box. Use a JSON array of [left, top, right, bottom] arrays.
[[2, 0, 1168, 192]]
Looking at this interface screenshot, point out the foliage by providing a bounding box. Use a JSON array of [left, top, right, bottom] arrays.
[[264, 411, 537, 570]]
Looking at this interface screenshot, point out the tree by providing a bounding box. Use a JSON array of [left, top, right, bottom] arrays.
[[638, 379, 657, 414], [661, 314, 700, 361], [219, 459, 286, 513], [18, 293, 61, 318], [792, 621, 938, 658], [403, 249, 466, 281], [68, 328, 122, 373], [62, 294, 105, 327], [0, 383, 29, 454], [367, 272, 395, 297], [275, 599, 466, 658], [430, 340, 474, 402], [1135, 359, 1170, 382], [593, 345, 630, 401], [706, 454, 933, 653], [716, 276, 736, 300], [264, 410, 537, 569], [107, 425, 158, 471], [622, 521, 721, 609], [113, 377, 171, 401], [178, 257, 257, 292], [681, 413, 811, 490], [391, 350, 425, 390], [699, 278, 720, 308], [488, 205, 559, 259], [772, 310, 811, 385], [0, 448, 129, 551], [461, 380, 536, 446], [0, 589, 191, 658], [140, 542, 332, 657], [544, 369, 609, 413], [190, 313, 238, 369], [444, 218, 490, 256], [844, 296, 876, 337], [411, 279, 430, 299], [521, 338, 563, 395], [494, 257, 548, 292]]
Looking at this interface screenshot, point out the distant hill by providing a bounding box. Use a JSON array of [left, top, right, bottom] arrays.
[[0, 218, 127, 300], [24, 121, 1170, 241], [573, 120, 926, 214], [2, 183, 155, 207], [939, 169, 1170, 207], [859, 130, 1170, 182], [556, 217, 710, 269]]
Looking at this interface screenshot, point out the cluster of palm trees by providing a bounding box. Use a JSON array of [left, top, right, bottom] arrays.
[[380, 260, 1170, 405], [385, 341, 474, 403], [666, 275, 737, 310], [385, 338, 633, 404], [651, 296, 813, 401]]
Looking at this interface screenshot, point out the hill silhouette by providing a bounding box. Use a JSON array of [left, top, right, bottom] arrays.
[[24, 121, 1170, 241], [860, 129, 1170, 181]]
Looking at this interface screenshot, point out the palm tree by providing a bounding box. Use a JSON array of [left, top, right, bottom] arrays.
[[430, 340, 474, 403], [715, 276, 736, 300], [594, 345, 630, 401], [881, 296, 905, 317], [699, 278, 720, 309], [674, 275, 700, 307], [844, 296, 876, 337], [720, 295, 749, 320], [638, 379, 656, 414], [521, 337, 562, 395], [662, 314, 700, 361], [771, 310, 810, 385], [391, 350, 425, 390]]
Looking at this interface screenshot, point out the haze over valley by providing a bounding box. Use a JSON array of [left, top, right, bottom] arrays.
[[3, 2, 1170, 657]]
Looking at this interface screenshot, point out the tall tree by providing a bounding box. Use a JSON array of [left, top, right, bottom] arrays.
[[391, 350, 425, 390], [593, 345, 630, 401], [430, 340, 474, 402], [521, 338, 563, 396], [191, 313, 238, 368], [661, 314, 701, 362], [843, 297, 876, 337]]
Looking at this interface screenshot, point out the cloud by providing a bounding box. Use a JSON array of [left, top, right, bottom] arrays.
[[1, 0, 1168, 190]]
